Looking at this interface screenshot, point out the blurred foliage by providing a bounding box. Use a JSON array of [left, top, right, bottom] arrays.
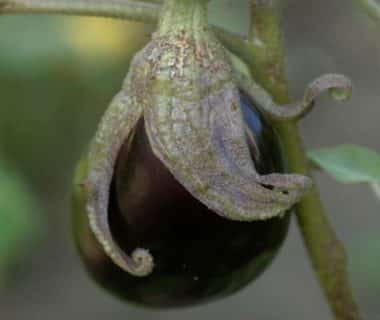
[[0, 16, 154, 286], [0, 158, 44, 286], [308, 144, 380, 183], [0, 16, 153, 194], [309, 144, 380, 200]]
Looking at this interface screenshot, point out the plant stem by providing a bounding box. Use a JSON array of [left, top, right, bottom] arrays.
[[356, 0, 380, 24], [248, 1, 362, 319], [0, 0, 159, 21], [156, 0, 208, 36], [248, 0, 288, 99]]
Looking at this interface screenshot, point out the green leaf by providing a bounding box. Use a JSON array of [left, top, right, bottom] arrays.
[[308, 144, 380, 184]]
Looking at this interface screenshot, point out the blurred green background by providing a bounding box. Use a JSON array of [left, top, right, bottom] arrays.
[[1, 0, 380, 319]]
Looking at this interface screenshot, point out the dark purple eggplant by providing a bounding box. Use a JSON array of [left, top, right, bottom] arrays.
[[72, 91, 290, 308]]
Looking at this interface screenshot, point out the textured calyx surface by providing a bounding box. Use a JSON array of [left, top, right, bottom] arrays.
[[83, 0, 311, 277], [142, 26, 311, 221]]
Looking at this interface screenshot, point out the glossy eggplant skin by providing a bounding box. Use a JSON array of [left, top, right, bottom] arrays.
[[72, 91, 290, 308]]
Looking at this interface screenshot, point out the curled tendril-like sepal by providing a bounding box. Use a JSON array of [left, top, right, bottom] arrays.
[[234, 70, 353, 121], [84, 67, 154, 277]]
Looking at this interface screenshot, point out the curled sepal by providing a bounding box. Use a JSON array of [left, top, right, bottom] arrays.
[[84, 77, 154, 277], [235, 71, 353, 121], [144, 82, 312, 221]]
